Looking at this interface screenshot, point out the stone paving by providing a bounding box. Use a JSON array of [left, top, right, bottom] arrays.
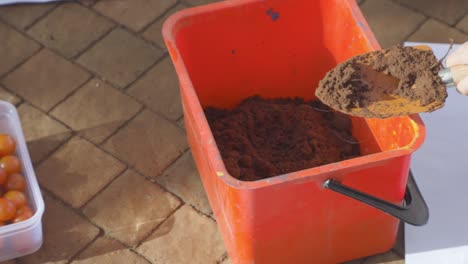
[[0, 0, 466, 263]]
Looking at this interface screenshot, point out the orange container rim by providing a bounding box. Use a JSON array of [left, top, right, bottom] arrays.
[[162, 0, 427, 190]]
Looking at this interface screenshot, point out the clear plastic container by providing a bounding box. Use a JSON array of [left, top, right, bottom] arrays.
[[0, 101, 44, 262]]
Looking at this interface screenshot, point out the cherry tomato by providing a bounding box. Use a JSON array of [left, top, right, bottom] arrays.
[[0, 168, 6, 186], [5, 173, 26, 191], [13, 206, 33, 223], [0, 198, 16, 221], [0, 134, 15, 157], [0, 156, 21, 174], [4, 190, 27, 208]]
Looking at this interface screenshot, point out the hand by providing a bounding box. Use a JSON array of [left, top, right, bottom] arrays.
[[446, 42, 468, 95]]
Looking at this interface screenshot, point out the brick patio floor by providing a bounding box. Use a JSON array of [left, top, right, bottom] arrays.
[[0, 0, 466, 263]]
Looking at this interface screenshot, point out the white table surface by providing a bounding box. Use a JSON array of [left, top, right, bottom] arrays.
[[0, 0, 60, 4], [404, 42, 468, 264]]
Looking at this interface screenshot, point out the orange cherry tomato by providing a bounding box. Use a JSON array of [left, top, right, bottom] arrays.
[[4, 190, 27, 208], [0, 134, 16, 157], [0, 156, 21, 174], [0, 198, 16, 221], [5, 173, 26, 192], [0, 168, 6, 186], [13, 205, 33, 223]]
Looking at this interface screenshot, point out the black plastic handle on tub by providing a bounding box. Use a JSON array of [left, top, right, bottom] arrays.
[[323, 171, 429, 226]]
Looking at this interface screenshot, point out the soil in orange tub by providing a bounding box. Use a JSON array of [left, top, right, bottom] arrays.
[[205, 96, 360, 181]]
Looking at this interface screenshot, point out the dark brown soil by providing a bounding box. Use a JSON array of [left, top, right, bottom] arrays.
[[316, 45, 447, 118], [204, 96, 360, 181]]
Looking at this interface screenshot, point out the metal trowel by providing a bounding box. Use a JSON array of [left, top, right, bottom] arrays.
[[315, 45, 468, 118]]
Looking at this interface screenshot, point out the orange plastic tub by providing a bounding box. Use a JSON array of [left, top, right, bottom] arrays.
[[162, 0, 428, 263]]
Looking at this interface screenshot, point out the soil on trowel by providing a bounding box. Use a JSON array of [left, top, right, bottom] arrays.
[[204, 96, 360, 181], [316, 45, 447, 118]]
